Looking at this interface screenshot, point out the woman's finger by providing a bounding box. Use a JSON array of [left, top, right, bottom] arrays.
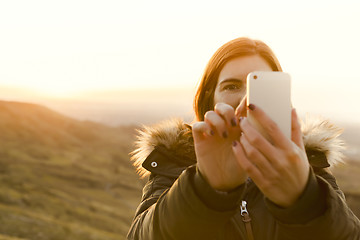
[[214, 103, 238, 127], [247, 104, 292, 150], [192, 121, 213, 140], [240, 118, 278, 163], [240, 134, 277, 177], [232, 140, 263, 183], [235, 95, 247, 118], [204, 111, 229, 138], [291, 108, 305, 150]]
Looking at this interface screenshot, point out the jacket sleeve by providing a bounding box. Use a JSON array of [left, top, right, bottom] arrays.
[[126, 164, 246, 240], [265, 167, 360, 240]]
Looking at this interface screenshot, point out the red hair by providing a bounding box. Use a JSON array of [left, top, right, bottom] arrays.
[[194, 37, 282, 121]]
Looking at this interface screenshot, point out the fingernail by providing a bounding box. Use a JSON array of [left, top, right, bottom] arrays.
[[232, 141, 237, 147], [210, 130, 215, 136], [248, 104, 255, 111], [222, 131, 228, 139], [239, 116, 244, 122], [231, 118, 237, 127]]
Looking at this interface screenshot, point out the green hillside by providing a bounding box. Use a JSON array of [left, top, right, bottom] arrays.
[[0, 101, 143, 240], [0, 100, 359, 240]]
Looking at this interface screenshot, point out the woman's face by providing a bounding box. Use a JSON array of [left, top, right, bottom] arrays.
[[214, 54, 273, 109]]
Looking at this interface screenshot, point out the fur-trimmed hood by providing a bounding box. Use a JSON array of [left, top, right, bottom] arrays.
[[131, 117, 345, 178]]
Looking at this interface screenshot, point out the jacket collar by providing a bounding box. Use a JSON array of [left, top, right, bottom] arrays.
[[131, 116, 345, 178]]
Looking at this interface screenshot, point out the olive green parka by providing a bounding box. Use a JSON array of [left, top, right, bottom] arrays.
[[127, 117, 360, 240]]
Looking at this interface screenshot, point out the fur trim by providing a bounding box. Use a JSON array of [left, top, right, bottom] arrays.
[[130, 118, 194, 178], [131, 116, 345, 177], [301, 115, 345, 167]]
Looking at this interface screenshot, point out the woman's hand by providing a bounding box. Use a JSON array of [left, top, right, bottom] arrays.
[[232, 105, 310, 207], [192, 98, 248, 192]]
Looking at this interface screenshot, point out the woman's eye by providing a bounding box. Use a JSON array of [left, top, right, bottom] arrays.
[[223, 84, 242, 91]]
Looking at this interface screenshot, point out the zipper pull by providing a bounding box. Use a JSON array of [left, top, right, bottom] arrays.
[[241, 200, 255, 240], [240, 200, 248, 216]]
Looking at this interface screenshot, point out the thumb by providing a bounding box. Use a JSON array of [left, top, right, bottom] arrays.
[[235, 95, 247, 118], [291, 108, 305, 150]]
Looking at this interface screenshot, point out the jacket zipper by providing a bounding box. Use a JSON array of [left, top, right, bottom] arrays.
[[241, 200, 255, 240]]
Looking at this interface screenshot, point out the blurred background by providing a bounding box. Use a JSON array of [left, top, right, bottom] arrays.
[[0, 0, 359, 239]]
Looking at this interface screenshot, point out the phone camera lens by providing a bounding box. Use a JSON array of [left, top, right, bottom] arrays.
[[254, 75, 258, 79]]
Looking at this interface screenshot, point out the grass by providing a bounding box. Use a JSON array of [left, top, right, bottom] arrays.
[[0, 100, 359, 239], [0, 101, 142, 240]]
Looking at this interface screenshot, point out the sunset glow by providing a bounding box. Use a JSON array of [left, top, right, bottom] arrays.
[[1, 0, 360, 124]]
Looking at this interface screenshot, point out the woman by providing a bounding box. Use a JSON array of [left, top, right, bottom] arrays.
[[127, 37, 360, 240]]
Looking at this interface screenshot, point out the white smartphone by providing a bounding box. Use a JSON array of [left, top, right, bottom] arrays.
[[246, 71, 292, 141]]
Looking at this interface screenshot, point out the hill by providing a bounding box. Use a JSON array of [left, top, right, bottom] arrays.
[[0, 101, 142, 240], [0, 100, 359, 240]]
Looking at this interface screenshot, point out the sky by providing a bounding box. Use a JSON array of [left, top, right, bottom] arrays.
[[0, 0, 360, 125]]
